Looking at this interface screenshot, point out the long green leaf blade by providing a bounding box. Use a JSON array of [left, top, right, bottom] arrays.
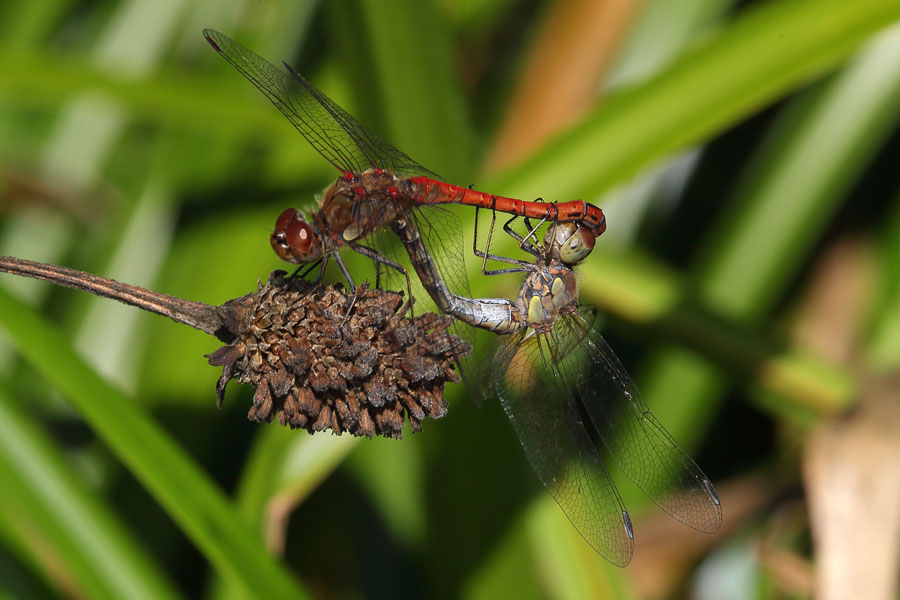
[[0, 286, 307, 599], [0, 383, 181, 599], [488, 0, 900, 202]]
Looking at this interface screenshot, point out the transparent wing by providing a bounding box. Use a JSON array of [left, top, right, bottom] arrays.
[[204, 29, 478, 398], [410, 205, 484, 398], [367, 205, 484, 402], [493, 327, 634, 566], [561, 309, 722, 534], [204, 29, 440, 179]]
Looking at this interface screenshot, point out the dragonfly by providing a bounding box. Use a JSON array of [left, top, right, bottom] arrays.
[[202, 30, 721, 563], [202, 29, 606, 316], [402, 211, 723, 566]]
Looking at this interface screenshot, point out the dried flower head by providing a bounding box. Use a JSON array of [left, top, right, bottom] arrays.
[[207, 271, 469, 439]]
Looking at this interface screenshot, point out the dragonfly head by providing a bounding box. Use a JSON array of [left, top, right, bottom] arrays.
[[545, 222, 595, 265], [271, 208, 323, 264]]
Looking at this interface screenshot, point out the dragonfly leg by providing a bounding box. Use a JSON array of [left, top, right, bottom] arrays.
[[499, 214, 525, 245], [349, 243, 415, 315], [289, 257, 325, 282], [500, 216, 540, 257], [522, 215, 547, 244], [472, 205, 492, 272], [374, 260, 382, 290], [509, 215, 545, 257], [472, 207, 531, 275], [287, 258, 329, 303], [330, 251, 361, 328]]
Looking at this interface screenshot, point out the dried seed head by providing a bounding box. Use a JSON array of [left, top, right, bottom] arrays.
[[207, 271, 469, 439]]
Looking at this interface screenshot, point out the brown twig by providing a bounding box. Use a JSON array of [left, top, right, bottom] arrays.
[[485, 0, 643, 172], [0, 255, 232, 341], [0, 256, 469, 438]]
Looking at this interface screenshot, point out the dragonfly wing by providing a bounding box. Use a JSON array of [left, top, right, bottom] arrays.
[[493, 328, 634, 566], [410, 205, 484, 400], [563, 309, 722, 533], [204, 29, 440, 179], [368, 204, 484, 402]]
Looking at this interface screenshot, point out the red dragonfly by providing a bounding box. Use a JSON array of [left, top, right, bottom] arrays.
[[414, 212, 722, 565], [203, 29, 605, 307], [204, 29, 720, 564]]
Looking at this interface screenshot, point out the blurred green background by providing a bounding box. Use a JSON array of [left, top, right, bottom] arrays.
[[1, 0, 900, 598]]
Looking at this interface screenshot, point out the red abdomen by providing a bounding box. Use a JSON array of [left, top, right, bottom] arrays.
[[408, 177, 606, 238]]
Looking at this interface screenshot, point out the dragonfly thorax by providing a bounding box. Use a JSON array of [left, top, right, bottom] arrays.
[[517, 262, 578, 330], [320, 169, 403, 242]]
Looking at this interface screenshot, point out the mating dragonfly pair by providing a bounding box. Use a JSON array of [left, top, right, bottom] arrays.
[[204, 29, 721, 567]]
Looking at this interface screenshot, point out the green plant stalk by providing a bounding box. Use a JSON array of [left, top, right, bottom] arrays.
[[638, 21, 900, 444], [0, 504, 58, 596], [486, 0, 900, 202], [524, 498, 629, 600], [0, 0, 69, 49], [697, 24, 900, 314], [867, 190, 900, 371], [360, 0, 473, 180], [0, 384, 181, 599], [346, 436, 426, 548], [0, 52, 316, 158], [580, 250, 855, 416], [0, 287, 307, 600], [209, 428, 355, 600], [0, 465, 118, 599]]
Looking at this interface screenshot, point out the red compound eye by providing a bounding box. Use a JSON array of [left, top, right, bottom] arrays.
[[557, 224, 595, 265], [579, 226, 596, 252], [270, 233, 295, 263], [284, 221, 322, 262], [270, 208, 321, 263], [285, 221, 312, 255], [274, 208, 298, 233]]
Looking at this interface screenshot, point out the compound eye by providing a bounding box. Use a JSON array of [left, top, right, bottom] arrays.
[[578, 226, 596, 252], [270, 232, 297, 263], [559, 226, 595, 265], [285, 220, 321, 261], [274, 208, 298, 233], [270, 208, 321, 263]]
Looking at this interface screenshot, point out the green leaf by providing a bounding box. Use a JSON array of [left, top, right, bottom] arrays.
[[0, 286, 307, 599], [209, 428, 356, 600], [636, 3, 900, 457], [486, 0, 900, 202], [868, 191, 900, 370], [0, 382, 181, 599], [696, 23, 900, 316]]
